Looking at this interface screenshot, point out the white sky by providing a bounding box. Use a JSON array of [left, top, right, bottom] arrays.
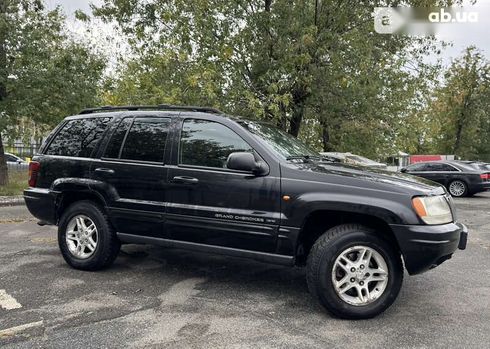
[[46, 0, 490, 68]]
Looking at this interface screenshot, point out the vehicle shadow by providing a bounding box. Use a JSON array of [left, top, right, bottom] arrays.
[[116, 243, 319, 312], [113, 244, 420, 320]]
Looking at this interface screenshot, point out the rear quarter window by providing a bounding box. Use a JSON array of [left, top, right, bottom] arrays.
[[45, 117, 112, 157]]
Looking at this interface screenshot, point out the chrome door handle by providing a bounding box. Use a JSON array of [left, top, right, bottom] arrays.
[[171, 176, 199, 184], [94, 168, 115, 175]]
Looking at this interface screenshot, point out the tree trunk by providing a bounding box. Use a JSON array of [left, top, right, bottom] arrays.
[[289, 103, 304, 137], [321, 121, 330, 151], [0, 136, 8, 186], [0, 0, 8, 185]]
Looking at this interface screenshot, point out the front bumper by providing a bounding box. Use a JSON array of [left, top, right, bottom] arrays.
[[390, 222, 468, 275]]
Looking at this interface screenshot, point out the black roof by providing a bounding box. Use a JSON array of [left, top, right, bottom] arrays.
[[79, 104, 223, 115]]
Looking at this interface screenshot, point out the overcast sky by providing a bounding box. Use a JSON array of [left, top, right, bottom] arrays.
[[46, 0, 490, 67]]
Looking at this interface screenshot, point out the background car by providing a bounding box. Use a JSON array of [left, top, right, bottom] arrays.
[[401, 160, 490, 197], [320, 152, 387, 169], [458, 160, 490, 172], [5, 152, 29, 171]]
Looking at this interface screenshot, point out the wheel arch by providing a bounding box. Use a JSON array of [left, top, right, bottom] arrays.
[[52, 179, 110, 223], [295, 209, 401, 266]]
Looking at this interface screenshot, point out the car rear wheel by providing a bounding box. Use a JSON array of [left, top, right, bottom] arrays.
[[306, 224, 403, 319], [448, 180, 468, 197], [58, 200, 120, 270]]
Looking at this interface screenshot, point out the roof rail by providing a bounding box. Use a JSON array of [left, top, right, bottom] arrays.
[[79, 104, 223, 115]]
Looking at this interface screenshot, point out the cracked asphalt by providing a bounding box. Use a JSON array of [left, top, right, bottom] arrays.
[[1, 193, 489, 348]]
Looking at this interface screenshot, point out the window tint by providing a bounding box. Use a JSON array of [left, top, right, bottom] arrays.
[[120, 117, 170, 162], [407, 163, 428, 172], [104, 118, 132, 158], [5, 155, 17, 162], [46, 118, 111, 157], [180, 119, 252, 168], [440, 164, 457, 171], [426, 163, 442, 171], [424, 163, 457, 171]]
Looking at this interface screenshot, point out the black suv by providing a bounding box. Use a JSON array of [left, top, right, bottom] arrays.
[[24, 105, 468, 319]]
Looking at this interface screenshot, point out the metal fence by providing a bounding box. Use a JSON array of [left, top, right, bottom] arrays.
[[5, 143, 42, 159]]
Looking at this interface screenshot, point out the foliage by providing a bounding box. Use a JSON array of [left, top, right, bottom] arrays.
[[426, 47, 490, 161], [0, 0, 106, 185], [94, 0, 451, 160]]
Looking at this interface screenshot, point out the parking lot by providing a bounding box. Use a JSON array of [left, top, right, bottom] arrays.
[[1, 193, 489, 348]]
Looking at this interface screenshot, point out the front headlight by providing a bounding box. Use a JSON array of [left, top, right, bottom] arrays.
[[412, 195, 453, 225]]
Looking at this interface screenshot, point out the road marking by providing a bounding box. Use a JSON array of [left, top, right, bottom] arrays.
[[0, 289, 22, 310], [0, 321, 44, 338]]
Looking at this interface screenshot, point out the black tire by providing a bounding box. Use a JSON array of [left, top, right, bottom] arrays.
[[306, 224, 403, 319], [58, 200, 120, 271], [447, 180, 468, 197]]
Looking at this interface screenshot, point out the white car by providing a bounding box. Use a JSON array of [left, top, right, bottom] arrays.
[[5, 152, 29, 171]]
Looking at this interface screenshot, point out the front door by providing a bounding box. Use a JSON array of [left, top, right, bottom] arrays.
[[165, 118, 281, 252], [92, 116, 171, 238]]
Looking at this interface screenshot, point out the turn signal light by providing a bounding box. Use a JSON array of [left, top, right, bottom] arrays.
[[28, 161, 40, 187]]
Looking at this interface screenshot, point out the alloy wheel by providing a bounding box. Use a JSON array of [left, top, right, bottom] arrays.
[[65, 215, 98, 259], [331, 245, 389, 306], [449, 181, 466, 197]]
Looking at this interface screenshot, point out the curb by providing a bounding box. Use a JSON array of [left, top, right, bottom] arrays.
[[0, 196, 25, 207]]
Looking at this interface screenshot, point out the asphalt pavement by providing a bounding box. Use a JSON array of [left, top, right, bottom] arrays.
[[1, 193, 489, 348]]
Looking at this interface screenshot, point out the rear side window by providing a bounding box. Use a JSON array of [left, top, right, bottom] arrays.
[[103, 118, 132, 159], [119, 117, 170, 163], [179, 119, 252, 168], [45, 117, 111, 157]]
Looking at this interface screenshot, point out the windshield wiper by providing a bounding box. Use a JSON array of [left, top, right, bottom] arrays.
[[286, 155, 321, 161]]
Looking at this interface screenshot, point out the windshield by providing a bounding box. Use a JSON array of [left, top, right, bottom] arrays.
[[239, 120, 320, 160]]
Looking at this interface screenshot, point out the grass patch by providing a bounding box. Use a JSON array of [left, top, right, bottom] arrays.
[[0, 171, 28, 196]]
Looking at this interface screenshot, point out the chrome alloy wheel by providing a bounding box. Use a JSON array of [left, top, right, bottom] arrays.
[[66, 215, 98, 259], [331, 245, 389, 306], [449, 180, 466, 197]]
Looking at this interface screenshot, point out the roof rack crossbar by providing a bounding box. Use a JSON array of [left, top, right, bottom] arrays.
[[79, 104, 223, 115]]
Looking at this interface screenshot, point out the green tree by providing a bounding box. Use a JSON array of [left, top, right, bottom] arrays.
[[0, 0, 106, 185], [94, 0, 451, 159], [429, 47, 490, 160]]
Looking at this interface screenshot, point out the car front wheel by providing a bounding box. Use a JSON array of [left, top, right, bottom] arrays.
[[306, 224, 403, 319]]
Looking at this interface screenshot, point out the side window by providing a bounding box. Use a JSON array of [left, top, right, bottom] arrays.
[[46, 117, 111, 157], [103, 118, 132, 159], [180, 119, 252, 168], [5, 155, 16, 162], [426, 163, 442, 171], [407, 163, 427, 172], [119, 117, 170, 163], [441, 164, 458, 172]]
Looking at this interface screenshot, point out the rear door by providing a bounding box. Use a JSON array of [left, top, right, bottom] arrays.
[[164, 117, 281, 252], [426, 163, 459, 186], [92, 115, 172, 238]]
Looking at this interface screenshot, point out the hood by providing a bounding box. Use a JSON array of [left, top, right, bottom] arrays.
[[284, 161, 445, 196]]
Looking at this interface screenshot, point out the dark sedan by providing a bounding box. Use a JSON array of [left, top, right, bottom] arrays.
[[401, 161, 490, 197]]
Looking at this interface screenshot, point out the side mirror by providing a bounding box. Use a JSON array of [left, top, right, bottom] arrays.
[[227, 152, 268, 175], [400, 168, 407, 173]]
